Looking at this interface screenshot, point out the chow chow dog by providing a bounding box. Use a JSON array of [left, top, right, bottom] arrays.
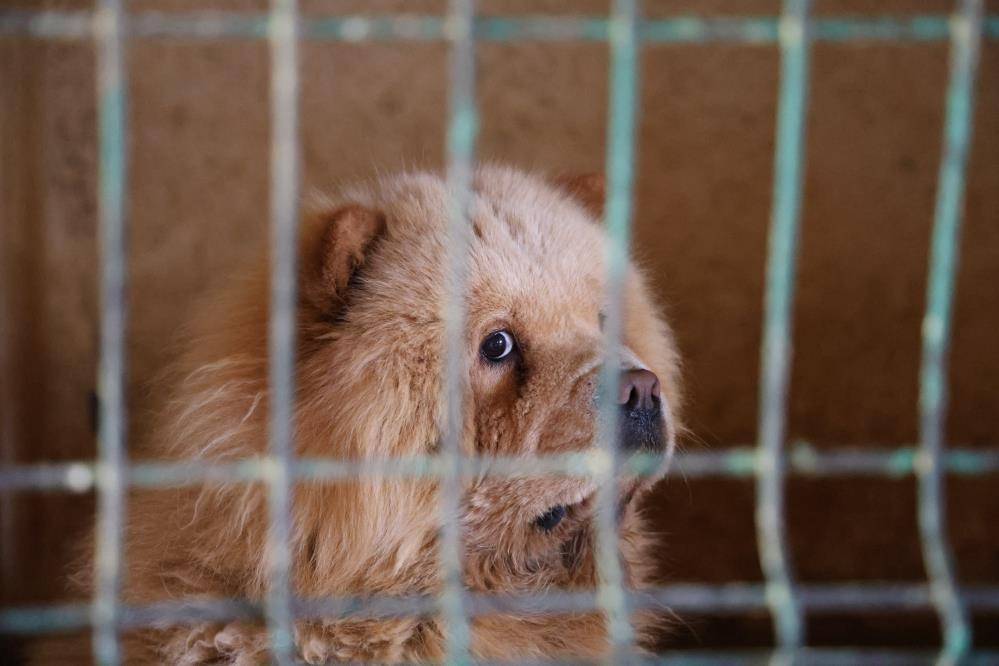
[[40, 166, 682, 664]]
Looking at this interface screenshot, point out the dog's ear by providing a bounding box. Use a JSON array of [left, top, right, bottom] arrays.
[[302, 204, 386, 314], [552, 173, 605, 219]]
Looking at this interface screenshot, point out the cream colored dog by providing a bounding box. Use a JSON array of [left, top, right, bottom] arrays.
[[40, 166, 681, 663]]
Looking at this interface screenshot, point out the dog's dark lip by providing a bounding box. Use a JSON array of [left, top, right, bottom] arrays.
[[534, 504, 567, 532], [536, 493, 591, 522]]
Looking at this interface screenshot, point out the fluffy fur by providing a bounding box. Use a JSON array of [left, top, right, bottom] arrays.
[[45, 166, 682, 664]]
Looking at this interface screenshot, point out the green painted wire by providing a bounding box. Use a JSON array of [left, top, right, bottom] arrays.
[[9, 11, 999, 42], [440, 0, 478, 662], [918, 1, 985, 663], [755, 0, 812, 661], [264, 0, 300, 663], [593, 0, 643, 661], [1, 446, 999, 496], [92, 0, 128, 663]]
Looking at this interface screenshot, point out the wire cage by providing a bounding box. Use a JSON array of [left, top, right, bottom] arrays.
[[1, 0, 998, 664]]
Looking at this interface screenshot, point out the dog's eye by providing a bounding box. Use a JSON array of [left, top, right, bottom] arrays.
[[534, 505, 566, 532], [481, 330, 516, 362]]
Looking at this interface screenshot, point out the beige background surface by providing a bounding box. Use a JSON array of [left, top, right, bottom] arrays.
[[2, 0, 998, 652]]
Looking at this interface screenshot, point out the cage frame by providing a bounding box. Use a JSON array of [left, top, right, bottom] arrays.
[[1, 1, 998, 664]]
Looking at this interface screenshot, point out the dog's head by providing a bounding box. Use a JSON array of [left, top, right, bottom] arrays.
[[290, 167, 681, 591]]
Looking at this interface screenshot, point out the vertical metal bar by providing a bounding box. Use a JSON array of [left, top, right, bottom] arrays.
[[918, 1, 983, 663], [92, 0, 127, 663], [755, 0, 811, 660], [266, 0, 300, 663], [441, 0, 477, 661], [595, 0, 641, 660]]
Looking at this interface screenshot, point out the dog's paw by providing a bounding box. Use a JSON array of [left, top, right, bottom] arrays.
[[162, 622, 269, 666], [295, 618, 428, 664]]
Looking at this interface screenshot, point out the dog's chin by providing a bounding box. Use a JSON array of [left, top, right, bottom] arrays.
[[616, 476, 654, 519], [616, 436, 675, 513], [531, 428, 674, 532]]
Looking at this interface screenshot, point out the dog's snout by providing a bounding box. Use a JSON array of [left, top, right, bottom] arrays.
[[617, 368, 665, 453], [618, 368, 660, 412]]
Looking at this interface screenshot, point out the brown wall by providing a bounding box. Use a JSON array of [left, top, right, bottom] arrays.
[[2, 0, 998, 651]]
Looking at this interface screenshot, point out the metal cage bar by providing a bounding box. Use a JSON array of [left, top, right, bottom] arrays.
[[4, 12, 999, 44], [593, 0, 643, 659], [92, 0, 128, 663], [755, 0, 811, 659], [440, 0, 478, 661], [2, 446, 999, 494], [264, 0, 301, 662], [4, 583, 999, 634], [918, 0, 985, 663]]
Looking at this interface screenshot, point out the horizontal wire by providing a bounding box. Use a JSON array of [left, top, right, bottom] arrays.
[[2, 11, 999, 43], [2, 445, 997, 493], [3, 584, 999, 636], [490, 651, 999, 666]]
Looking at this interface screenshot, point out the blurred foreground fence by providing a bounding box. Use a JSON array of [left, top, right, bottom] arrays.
[[2, 1, 999, 664]]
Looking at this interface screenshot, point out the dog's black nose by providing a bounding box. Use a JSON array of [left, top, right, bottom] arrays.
[[619, 368, 659, 411], [617, 369, 664, 453]]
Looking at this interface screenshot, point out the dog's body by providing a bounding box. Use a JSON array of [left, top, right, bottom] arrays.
[[43, 166, 681, 663]]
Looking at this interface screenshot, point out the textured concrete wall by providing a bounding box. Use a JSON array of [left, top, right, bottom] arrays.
[[2, 0, 997, 650]]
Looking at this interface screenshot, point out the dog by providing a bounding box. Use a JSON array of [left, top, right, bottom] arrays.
[[38, 165, 682, 663]]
